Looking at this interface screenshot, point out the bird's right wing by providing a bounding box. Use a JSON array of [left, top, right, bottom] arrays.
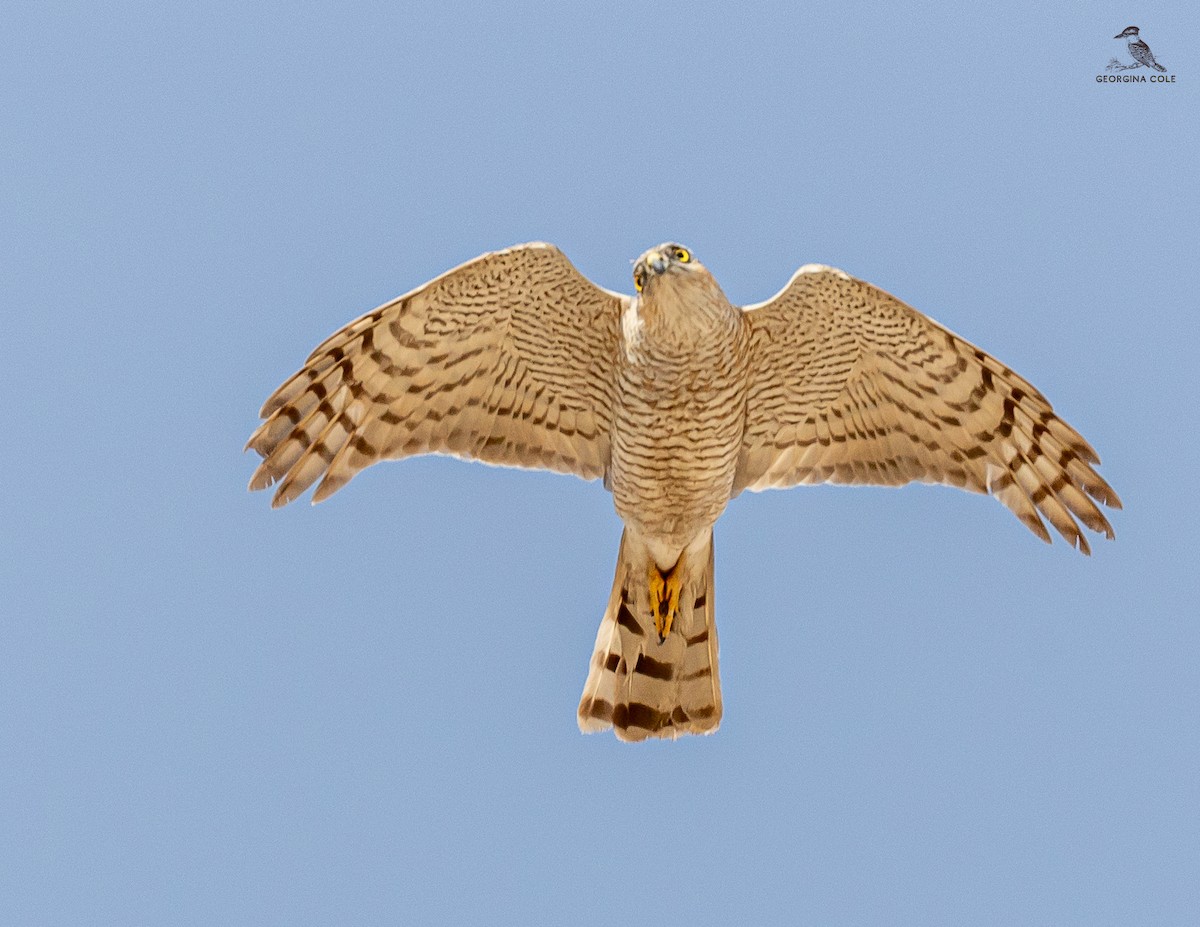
[[734, 265, 1120, 553], [247, 243, 625, 506]]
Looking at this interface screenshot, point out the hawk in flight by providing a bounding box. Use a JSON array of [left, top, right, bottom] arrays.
[[247, 243, 1120, 741]]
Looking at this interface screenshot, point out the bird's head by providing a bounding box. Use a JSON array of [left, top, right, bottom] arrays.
[[632, 242, 705, 296], [1115, 26, 1140, 38], [625, 242, 734, 343]]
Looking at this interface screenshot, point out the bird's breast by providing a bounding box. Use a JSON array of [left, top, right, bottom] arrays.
[[609, 322, 752, 548]]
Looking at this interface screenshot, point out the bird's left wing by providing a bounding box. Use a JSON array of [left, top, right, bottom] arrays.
[[247, 242, 626, 506], [734, 265, 1120, 553]]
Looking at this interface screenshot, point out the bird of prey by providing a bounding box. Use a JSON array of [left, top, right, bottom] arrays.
[[247, 242, 1120, 742], [1114, 26, 1166, 71]]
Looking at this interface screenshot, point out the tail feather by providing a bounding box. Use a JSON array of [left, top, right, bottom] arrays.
[[578, 530, 721, 741]]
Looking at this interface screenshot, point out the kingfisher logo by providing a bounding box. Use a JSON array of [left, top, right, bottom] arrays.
[[1098, 25, 1175, 83]]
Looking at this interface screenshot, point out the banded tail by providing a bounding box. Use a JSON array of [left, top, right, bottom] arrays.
[[577, 530, 721, 741]]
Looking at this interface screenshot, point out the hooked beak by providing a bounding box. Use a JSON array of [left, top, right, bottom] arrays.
[[646, 250, 669, 275]]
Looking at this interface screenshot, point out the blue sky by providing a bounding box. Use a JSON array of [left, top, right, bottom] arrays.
[[3, 2, 1198, 924]]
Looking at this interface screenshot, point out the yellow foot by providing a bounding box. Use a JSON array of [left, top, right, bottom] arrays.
[[648, 557, 685, 643]]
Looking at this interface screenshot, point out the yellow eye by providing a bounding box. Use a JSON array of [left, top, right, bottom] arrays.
[[634, 267, 646, 292], [674, 247, 691, 263]]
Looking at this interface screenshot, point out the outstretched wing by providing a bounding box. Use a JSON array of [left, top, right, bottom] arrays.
[[735, 265, 1120, 553], [247, 242, 625, 506]]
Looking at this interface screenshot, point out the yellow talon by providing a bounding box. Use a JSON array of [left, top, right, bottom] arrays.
[[648, 564, 665, 638], [648, 559, 685, 643], [662, 571, 682, 641]]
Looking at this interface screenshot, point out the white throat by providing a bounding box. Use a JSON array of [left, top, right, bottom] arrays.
[[622, 296, 645, 361]]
